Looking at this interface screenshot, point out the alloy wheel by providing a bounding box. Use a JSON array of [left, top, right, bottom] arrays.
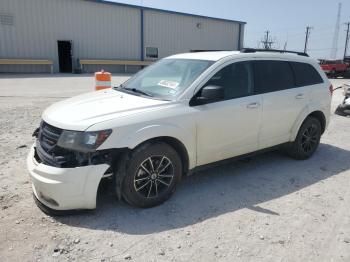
[[133, 155, 174, 199], [301, 124, 318, 153]]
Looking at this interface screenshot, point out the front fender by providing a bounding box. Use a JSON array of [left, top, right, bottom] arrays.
[[100, 123, 197, 169]]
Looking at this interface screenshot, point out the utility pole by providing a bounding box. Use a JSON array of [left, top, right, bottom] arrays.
[[344, 22, 350, 60], [265, 31, 270, 49], [262, 30, 270, 49], [331, 3, 342, 59], [261, 30, 274, 49], [304, 26, 313, 53]]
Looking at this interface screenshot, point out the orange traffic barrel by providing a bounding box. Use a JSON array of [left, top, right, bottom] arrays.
[[95, 70, 111, 90]]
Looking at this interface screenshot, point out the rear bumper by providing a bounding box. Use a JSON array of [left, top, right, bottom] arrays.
[[27, 145, 110, 212]]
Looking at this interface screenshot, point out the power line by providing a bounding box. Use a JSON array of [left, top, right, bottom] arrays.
[[247, 27, 335, 40]]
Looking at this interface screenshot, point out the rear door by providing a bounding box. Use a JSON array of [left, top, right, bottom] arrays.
[[254, 60, 308, 149], [290, 61, 328, 119]]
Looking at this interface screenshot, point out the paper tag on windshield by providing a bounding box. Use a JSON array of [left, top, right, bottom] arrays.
[[157, 80, 179, 89]]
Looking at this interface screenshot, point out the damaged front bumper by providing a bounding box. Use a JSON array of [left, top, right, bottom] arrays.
[[335, 86, 350, 116], [27, 145, 110, 213], [335, 102, 350, 116]]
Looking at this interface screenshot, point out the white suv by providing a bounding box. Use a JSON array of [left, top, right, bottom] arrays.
[[27, 49, 332, 213]]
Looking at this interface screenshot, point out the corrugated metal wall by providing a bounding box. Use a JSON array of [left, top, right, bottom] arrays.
[[143, 10, 239, 59], [0, 0, 243, 73], [0, 0, 141, 73]]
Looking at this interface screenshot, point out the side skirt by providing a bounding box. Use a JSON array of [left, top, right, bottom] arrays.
[[187, 143, 291, 175]]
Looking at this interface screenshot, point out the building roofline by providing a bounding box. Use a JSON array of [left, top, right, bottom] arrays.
[[85, 0, 247, 24]]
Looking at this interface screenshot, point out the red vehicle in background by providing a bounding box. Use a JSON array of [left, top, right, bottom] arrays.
[[319, 59, 348, 78]]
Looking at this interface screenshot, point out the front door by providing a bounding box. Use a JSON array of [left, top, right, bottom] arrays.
[[57, 40, 72, 73], [193, 61, 262, 166]]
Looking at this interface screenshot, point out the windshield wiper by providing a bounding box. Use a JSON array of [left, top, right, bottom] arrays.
[[123, 87, 153, 97], [113, 83, 124, 90]]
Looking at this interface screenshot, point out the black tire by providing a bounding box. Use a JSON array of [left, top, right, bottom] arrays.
[[122, 142, 182, 208], [287, 116, 321, 160], [330, 70, 336, 78]]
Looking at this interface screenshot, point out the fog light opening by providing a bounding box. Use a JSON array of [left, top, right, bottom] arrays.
[[39, 192, 59, 207]]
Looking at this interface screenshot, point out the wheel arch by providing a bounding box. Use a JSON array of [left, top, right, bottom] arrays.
[[290, 108, 327, 141], [132, 136, 190, 176], [308, 110, 326, 134], [112, 136, 191, 201]]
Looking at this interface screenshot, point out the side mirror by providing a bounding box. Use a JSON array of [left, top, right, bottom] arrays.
[[192, 85, 224, 105]]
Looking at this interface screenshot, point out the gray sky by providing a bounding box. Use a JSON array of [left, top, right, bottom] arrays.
[[107, 0, 350, 59]]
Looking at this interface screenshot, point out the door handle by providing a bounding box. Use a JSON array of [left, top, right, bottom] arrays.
[[295, 94, 304, 99], [247, 102, 260, 109]]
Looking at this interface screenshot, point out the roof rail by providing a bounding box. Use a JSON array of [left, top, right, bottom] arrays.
[[190, 50, 230, 52], [241, 48, 309, 57]]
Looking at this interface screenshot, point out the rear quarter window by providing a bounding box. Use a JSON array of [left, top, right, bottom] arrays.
[[290, 62, 324, 86], [254, 60, 295, 94]]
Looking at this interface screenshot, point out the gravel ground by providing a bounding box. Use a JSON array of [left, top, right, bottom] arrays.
[[0, 74, 349, 262]]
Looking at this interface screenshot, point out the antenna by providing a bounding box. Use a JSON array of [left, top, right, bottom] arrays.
[[330, 3, 342, 59]]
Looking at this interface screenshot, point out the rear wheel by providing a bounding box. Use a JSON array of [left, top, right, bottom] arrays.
[[287, 116, 321, 160], [122, 142, 182, 208]]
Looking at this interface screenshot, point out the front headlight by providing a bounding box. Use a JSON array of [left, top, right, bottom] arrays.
[[57, 129, 112, 152]]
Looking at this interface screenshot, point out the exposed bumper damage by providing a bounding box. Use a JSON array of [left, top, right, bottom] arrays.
[[27, 145, 110, 212], [335, 85, 350, 117], [335, 100, 350, 116]]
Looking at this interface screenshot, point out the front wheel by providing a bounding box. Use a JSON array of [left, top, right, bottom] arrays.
[[287, 116, 321, 160], [122, 142, 182, 208]]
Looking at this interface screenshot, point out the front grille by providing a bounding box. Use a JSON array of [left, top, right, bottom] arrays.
[[34, 121, 112, 168], [39, 121, 62, 153], [36, 121, 76, 167]]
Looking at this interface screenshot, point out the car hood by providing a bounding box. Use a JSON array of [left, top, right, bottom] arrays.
[[42, 89, 170, 131]]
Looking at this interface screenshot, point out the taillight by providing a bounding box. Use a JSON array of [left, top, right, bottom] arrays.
[[329, 84, 333, 96]]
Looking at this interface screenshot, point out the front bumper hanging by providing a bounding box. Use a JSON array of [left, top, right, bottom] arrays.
[[27, 144, 110, 213]]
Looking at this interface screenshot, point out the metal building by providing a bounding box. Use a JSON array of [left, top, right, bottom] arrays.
[[0, 0, 245, 73]]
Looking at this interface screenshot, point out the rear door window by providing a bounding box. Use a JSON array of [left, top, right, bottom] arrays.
[[290, 62, 324, 86], [254, 60, 295, 94]]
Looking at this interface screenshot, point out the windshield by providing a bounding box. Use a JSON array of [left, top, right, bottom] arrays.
[[118, 59, 214, 100]]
